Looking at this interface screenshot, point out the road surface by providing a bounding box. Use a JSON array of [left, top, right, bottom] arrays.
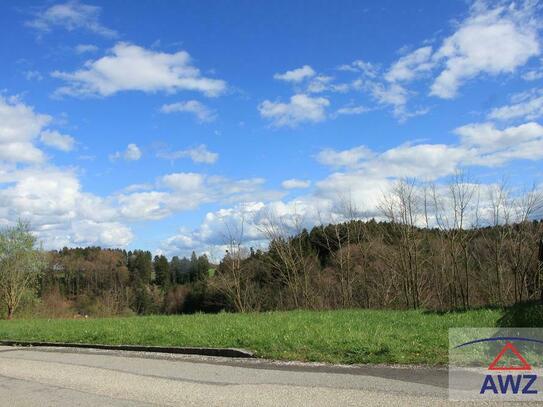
[[0, 346, 525, 406]]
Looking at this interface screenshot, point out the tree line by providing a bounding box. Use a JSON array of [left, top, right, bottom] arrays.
[[1, 176, 542, 318]]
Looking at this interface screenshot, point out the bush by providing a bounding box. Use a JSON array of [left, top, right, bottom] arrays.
[[163, 285, 190, 314], [498, 301, 543, 327]]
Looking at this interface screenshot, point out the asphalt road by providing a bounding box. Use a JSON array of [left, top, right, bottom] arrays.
[[0, 346, 528, 406]]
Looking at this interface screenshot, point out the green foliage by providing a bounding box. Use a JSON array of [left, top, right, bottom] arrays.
[[0, 221, 46, 319]]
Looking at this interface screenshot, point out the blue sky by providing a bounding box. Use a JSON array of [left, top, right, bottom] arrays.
[[1, 0, 543, 258]]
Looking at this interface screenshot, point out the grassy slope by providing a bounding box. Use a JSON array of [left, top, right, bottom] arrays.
[[0, 308, 509, 365]]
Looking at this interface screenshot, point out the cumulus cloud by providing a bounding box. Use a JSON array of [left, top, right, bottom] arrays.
[[316, 146, 374, 169], [319, 144, 466, 180], [258, 94, 329, 127], [159, 199, 333, 257], [488, 89, 543, 121], [366, 82, 429, 121], [0, 167, 132, 249], [385, 46, 434, 82], [110, 143, 142, 161], [0, 95, 51, 163], [157, 144, 218, 164], [159, 179, 396, 257], [454, 121, 543, 165], [0, 96, 127, 249], [316, 121, 543, 181], [52, 43, 227, 97], [26, 1, 117, 37], [40, 130, 75, 151], [274, 65, 316, 82], [0, 96, 132, 249], [430, 2, 540, 99], [281, 179, 311, 189], [160, 100, 216, 122], [69, 220, 132, 246], [118, 172, 282, 221]]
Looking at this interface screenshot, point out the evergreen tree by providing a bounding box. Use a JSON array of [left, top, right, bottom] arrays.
[[153, 255, 170, 289]]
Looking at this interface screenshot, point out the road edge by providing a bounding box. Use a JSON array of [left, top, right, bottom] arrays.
[[0, 340, 254, 358]]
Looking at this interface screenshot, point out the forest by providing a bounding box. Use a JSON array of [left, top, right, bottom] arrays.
[[3, 178, 543, 318]]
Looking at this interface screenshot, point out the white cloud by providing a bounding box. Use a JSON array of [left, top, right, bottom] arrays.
[[124, 143, 142, 161], [274, 65, 315, 82], [306, 75, 331, 93], [316, 146, 374, 169], [454, 121, 543, 165], [118, 172, 281, 221], [318, 144, 466, 180], [40, 130, 75, 152], [368, 82, 411, 120], [371, 143, 468, 179], [110, 143, 142, 161], [259, 94, 329, 127], [431, 2, 540, 99], [26, 1, 117, 37], [455, 121, 543, 150], [0, 167, 132, 248], [0, 95, 51, 163], [0, 143, 44, 164], [523, 69, 543, 81], [282, 179, 311, 189], [160, 100, 216, 122], [157, 144, 218, 164], [70, 220, 133, 247], [75, 44, 99, 54], [117, 191, 172, 220], [337, 58, 428, 121], [316, 121, 543, 182], [161, 172, 205, 191], [488, 90, 543, 121], [337, 60, 378, 78], [160, 202, 270, 256], [334, 105, 370, 116], [0, 96, 133, 248], [52, 43, 227, 97], [385, 46, 434, 82]]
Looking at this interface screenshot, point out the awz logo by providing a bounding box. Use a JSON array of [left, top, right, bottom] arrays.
[[479, 341, 538, 395]]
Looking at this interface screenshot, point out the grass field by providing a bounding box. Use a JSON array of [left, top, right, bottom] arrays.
[[0, 305, 540, 365]]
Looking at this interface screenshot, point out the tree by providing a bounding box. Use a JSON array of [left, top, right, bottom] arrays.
[[153, 255, 170, 290], [0, 221, 46, 319], [379, 179, 428, 309], [212, 219, 254, 312]]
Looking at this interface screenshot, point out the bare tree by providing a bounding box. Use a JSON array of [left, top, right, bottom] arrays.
[[318, 193, 367, 308], [484, 180, 513, 305], [211, 215, 255, 312], [379, 178, 428, 309], [433, 172, 479, 308], [259, 208, 319, 309], [506, 186, 543, 303]]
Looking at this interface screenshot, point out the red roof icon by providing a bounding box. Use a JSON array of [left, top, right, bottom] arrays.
[[488, 342, 532, 371]]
